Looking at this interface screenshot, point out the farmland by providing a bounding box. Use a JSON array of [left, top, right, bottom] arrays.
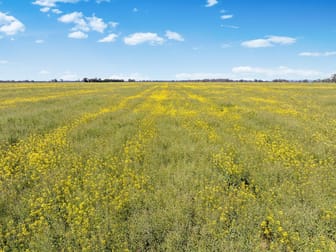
[[0, 82, 336, 251]]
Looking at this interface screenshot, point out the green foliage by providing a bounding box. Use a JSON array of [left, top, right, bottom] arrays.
[[0, 82, 336, 251]]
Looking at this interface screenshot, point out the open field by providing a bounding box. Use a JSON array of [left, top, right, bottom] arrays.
[[0, 82, 336, 251]]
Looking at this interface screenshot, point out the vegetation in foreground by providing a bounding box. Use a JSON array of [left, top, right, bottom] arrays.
[[0, 82, 336, 251]]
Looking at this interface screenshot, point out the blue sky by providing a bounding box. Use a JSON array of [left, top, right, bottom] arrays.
[[0, 0, 336, 81]]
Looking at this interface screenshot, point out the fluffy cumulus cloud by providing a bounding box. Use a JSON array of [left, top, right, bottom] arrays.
[[87, 16, 107, 33], [165, 30, 184, 42], [299, 51, 336, 57], [39, 7, 62, 14], [52, 9, 63, 14], [232, 66, 322, 79], [98, 33, 118, 43], [58, 12, 109, 38], [242, 39, 273, 48], [241, 36, 296, 48], [58, 12, 88, 31], [40, 7, 50, 13], [33, 0, 80, 7], [68, 30, 88, 39], [124, 32, 164, 46], [33, 0, 108, 12], [34, 1, 119, 41], [206, 0, 218, 7], [0, 12, 25, 36]]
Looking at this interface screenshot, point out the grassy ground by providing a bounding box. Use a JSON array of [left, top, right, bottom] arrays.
[[0, 82, 336, 251]]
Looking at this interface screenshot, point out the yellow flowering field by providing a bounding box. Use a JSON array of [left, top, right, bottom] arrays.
[[0, 82, 336, 251]]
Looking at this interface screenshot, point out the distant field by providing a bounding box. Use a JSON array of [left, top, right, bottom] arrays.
[[1, 82, 336, 251]]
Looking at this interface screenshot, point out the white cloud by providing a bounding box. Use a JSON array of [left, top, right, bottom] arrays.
[[232, 66, 322, 79], [165, 30, 184, 42], [267, 36, 296, 45], [124, 32, 164, 46], [176, 66, 324, 81], [33, 0, 54, 7], [232, 66, 265, 74], [40, 7, 50, 12], [33, 0, 80, 8], [299, 51, 336, 57], [58, 11, 82, 23], [52, 8, 62, 14], [133, 8, 138, 12], [68, 31, 88, 39], [0, 12, 25, 35], [109, 21, 118, 28], [242, 36, 296, 48], [206, 0, 218, 7], [35, 39, 45, 43], [58, 12, 108, 34], [98, 33, 118, 43], [242, 39, 273, 48], [221, 14, 233, 20], [0, 60, 8, 64], [87, 16, 107, 33]]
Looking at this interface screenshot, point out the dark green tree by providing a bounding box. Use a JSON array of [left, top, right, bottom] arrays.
[[331, 74, 336, 82]]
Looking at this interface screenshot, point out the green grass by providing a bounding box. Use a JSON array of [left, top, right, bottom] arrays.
[[0, 82, 336, 251]]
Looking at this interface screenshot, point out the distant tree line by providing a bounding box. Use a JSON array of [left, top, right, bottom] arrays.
[[136, 73, 336, 83], [82, 78, 127, 83], [0, 80, 38, 83], [174, 73, 336, 83], [1, 74, 336, 83], [325, 73, 336, 83]]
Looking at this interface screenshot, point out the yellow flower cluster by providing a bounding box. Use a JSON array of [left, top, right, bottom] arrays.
[[260, 213, 296, 251], [1, 83, 336, 250], [0, 89, 100, 110], [249, 97, 279, 104], [0, 86, 160, 250], [123, 118, 156, 170], [195, 179, 256, 241], [212, 149, 245, 186]]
